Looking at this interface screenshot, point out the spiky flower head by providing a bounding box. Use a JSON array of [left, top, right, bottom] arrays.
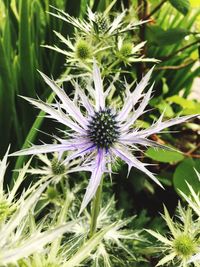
[[49, 3, 145, 39], [119, 42, 133, 57], [179, 175, 200, 265], [51, 157, 66, 176], [173, 234, 196, 257], [147, 205, 199, 267], [75, 39, 92, 60], [0, 199, 11, 222], [92, 13, 110, 34], [44, 3, 158, 77], [11, 62, 197, 214], [26, 153, 83, 184]]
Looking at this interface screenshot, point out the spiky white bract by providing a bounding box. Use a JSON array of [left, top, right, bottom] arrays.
[[179, 175, 200, 265], [49, 3, 146, 38], [117, 37, 159, 65], [44, 2, 158, 78], [11, 62, 197, 214], [0, 150, 80, 266], [26, 153, 85, 184], [59, 196, 142, 267]]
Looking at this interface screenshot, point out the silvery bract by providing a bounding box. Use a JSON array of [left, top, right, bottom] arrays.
[[11, 62, 196, 214], [0, 149, 74, 265]]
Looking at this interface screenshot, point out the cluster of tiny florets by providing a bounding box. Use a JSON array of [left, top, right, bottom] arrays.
[[173, 234, 196, 257], [75, 39, 92, 60], [51, 158, 66, 175], [87, 109, 119, 149], [93, 13, 109, 34], [119, 42, 132, 58]]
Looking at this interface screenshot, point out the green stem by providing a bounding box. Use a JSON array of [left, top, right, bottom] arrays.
[[48, 187, 73, 262], [89, 176, 103, 238], [103, 59, 120, 76]]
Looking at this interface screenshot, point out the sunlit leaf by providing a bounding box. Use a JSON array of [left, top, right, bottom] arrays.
[[145, 148, 184, 163]]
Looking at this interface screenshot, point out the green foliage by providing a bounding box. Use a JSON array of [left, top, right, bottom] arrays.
[[0, 0, 79, 155], [167, 95, 200, 115], [0, 1, 200, 266], [173, 158, 200, 195], [146, 26, 190, 46], [145, 147, 184, 163], [169, 0, 191, 15], [146, 2, 200, 98]]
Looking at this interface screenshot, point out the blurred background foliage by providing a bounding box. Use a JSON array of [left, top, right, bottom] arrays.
[[0, 0, 199, 222]]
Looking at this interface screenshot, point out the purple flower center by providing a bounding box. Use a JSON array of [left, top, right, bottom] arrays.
[[87, 108, 119, 149]]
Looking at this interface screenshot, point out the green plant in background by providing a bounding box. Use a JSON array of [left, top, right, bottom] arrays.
[[147, 171, 200, 266], [0, 148, 145, 267], [44, 1, 159, 81], [0, 0, 82, 155], [0, 149, 75, 265], [126, 0, 200, 200], [0, 0, 200, 266]]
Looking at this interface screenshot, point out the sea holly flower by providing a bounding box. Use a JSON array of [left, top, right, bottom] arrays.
[[146, 205, 199, 267], [44, 3, 158, 78], [26, 153, 84, 184], [44, 33, 108, 68], [10, 62, 197, 214], [179, 174, 200, 265], [0, 149, 76, 265], [117, 38, 157, 65], [49, 3, 146, 40]]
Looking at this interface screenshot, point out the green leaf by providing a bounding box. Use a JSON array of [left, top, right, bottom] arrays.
[[173, 158, 200, 195], [19, 0, 35, 97], [155, 100, 174, 118], [169, 0, 190, 15], [167, 95, 200, 115], [167, 95, 196, 109], [145, 148, 184, 163], [146, 26, 189, 46]]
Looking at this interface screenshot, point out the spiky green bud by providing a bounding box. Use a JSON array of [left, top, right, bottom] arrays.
[[94, 13, 109, 33], [173, 234, 196, 257], [119, 42, 132, 58], [51, 158, 66, 175], [75, 39, 92, 60], [46, 186, 58, 200]]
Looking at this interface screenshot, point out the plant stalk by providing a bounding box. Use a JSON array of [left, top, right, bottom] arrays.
[[89, 176, 103, 238], [144, 0, 167, 20]]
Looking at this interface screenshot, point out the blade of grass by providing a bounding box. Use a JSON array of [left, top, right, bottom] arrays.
[[19, 0, 35, 97]]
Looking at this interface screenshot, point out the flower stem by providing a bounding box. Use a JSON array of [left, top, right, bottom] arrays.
[[89, 176, 103, 238]]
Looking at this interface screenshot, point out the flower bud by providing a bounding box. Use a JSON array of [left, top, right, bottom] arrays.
[[173, 234, 196, 257], [119, 42, 132, 58], [51, 158, 66, 175], [75, 39, 92, 60]]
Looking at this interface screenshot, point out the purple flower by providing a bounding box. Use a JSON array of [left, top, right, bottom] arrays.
[[11, 62, 196, 213]]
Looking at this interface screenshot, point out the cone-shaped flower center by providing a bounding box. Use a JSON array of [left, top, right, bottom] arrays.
[[88, 109, 119, 149], [51, 158, 66, 175], [173, 234, 196, 257]]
